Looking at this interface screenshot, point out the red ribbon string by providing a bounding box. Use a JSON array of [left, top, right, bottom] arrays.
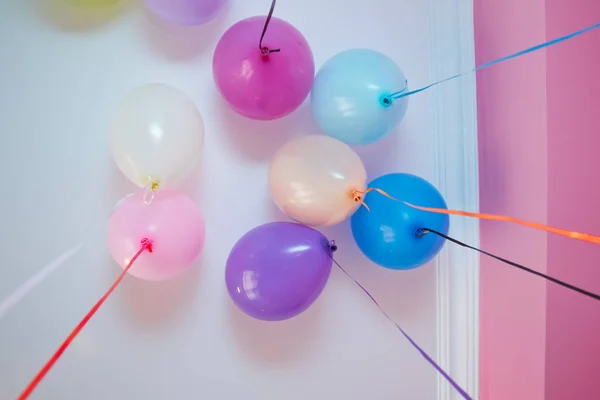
[[17, 238, 153, 400]]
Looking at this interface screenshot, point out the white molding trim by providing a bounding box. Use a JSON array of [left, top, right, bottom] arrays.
[[428, 0, 480, 399]]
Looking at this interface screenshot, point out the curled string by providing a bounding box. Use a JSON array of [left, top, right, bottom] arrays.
[[328, 241, 472, 400], [389, 22, 600, 100], [259, 0, 280, 55], [418, 228, 600, 302], [17, 239, 154, 400], [381, 79, 408, 107], [353, 188, 600, 246]]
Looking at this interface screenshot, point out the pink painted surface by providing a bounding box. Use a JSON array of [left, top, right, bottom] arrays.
[[476, 0, 600, 398], [545, 0, 600, 398], [474, 0, 549, 399]]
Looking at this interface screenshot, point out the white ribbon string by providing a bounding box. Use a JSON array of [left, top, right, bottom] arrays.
[[0, 194, 133, 324]]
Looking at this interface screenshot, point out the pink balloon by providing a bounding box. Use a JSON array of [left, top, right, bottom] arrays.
[[108, 190, 205, 281], [213, 16, 315, 120]]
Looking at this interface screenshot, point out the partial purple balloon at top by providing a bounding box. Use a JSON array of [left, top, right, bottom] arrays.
[[142, 0, 227, 26]]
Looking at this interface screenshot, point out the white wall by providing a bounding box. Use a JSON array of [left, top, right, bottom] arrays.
[[0, 0, 477, 398]]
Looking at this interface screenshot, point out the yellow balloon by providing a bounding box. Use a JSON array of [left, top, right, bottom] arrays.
[[64, 0, 120, 7], [269, 135, 368, 227]]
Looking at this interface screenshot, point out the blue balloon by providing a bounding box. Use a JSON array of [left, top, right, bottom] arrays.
[[310, 49, 408, 145], [351, 173, 449, 270]]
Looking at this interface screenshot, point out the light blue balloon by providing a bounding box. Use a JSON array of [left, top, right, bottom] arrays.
[[351, 173, 449, 270], [310, 49, 409, 145]]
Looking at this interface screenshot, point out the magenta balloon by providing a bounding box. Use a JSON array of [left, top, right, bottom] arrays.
[[225, 222, 333, 321], [142, 0, 227, 26], [213, 16, 315, 120]]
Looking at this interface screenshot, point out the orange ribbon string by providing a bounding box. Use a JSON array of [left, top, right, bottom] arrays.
[[352, 188, 600, 246]]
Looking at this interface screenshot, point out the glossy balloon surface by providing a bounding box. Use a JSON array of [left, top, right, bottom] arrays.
[[269, 135, 367, 227], [213, 16, 314, 120], [351, 173, 449, 270], [108, 190, 205, 281], [225, 222, 333, 321], [311, 49, 408, 145]]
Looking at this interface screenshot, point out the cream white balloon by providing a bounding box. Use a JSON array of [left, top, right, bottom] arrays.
[[109, 83, 204, 188], [269, 135, 368, 227]]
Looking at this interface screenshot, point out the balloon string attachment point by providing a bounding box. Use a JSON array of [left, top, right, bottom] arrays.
[[352, 187, 401, 212], [380, 95, 393, 107], [415, 228, 430, 237], [141, 238, 154, 253], [351, 189, 371, 212], [328, 240, 338, 253], [261, 46, 280, 56]]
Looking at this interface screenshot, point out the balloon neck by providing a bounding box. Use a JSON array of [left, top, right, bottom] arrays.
[[379, 95, 393, 108], [143, 177, 161, 205], [328, 240, 338, 253], [351, 189, 371, 212]]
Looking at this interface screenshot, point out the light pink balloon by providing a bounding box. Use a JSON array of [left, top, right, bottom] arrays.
[[108, 190, 205, 281], [212, 16, 315, 120], [269, 135, 368, 227]]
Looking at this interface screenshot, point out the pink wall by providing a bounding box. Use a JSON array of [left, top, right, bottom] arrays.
[[476, 0, 600, 398], [475, 0, 549, 398], [545, 0, 600, 398]]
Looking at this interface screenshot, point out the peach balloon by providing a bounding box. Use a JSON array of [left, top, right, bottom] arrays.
[[107, 190, 205, 281], [269, 135, 367, 226]]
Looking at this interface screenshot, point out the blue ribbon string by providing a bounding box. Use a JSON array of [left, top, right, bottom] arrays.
[[390, 22, 600, 100]]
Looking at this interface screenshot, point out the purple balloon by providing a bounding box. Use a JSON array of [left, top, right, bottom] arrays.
[[225, 222, 333, 321], [142, 0, 227, 26]]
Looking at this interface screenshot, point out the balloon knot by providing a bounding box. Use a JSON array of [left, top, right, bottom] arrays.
[[351, 189, 372, 212], [353, 187, 403, 212], [261, 46, 280, 56], [328, 240, 338, 253], [379, 95, 393, 107], [415, 228, 429, 237], [141, 238, 154, 253]]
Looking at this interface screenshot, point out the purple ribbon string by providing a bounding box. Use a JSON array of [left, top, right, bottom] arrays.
[[331, 254, 472, 400]]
